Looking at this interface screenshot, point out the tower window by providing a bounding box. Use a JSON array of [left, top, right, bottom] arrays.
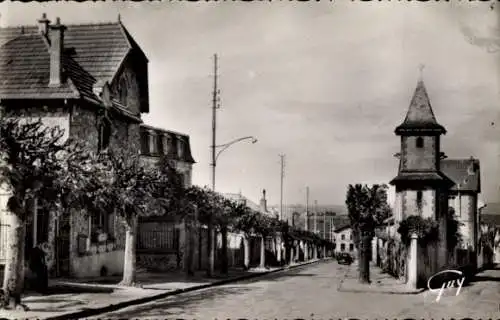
[[416, 190, 423, 213], [416, 137, 424, 148]]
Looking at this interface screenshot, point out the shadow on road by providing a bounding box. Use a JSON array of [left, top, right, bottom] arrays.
[[101, 264, 332, 318], [102, 286, 255, 318]]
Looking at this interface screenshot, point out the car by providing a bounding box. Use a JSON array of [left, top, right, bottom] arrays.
[[336, 252, 354, 265]]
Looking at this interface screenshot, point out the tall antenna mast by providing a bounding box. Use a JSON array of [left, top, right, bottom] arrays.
[[210, 54, 220, 191], [279, 154, 285, 221]]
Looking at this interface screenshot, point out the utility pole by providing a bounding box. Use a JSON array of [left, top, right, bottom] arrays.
[[314, 200, 318, 234], [305, 186, 309, 232], [323, 211, 326, 240], [279, 154, 285, 221], [210, 53, 220, 191], [208, 53, 220, 277]]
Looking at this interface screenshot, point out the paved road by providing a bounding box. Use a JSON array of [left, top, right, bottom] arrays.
[[93, 260, 500, 319]]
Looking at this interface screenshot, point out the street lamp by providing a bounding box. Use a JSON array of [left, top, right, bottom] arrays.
[[210, 136, 257, 191]]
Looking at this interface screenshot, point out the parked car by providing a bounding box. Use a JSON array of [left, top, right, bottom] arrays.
[[336, 252, 353, 265]]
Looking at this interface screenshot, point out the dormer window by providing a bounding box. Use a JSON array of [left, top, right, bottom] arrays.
[[98, 118, 111, 152], [165, 135, 173, 155], [416, 137, 424, 148], [177, 139, 184, 158], [149, 132, 158, 155], [157, 134, 164, 155]]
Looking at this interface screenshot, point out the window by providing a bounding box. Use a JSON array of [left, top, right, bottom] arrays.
[[157, 134, 164, 155], [140, 131, 149, 155], [98, 119, 111, 152], [350, 234, 353, 240], [341, 234, 345, 240], [118, 77, 127, 104], [178, 139, 184, 158], [349, 243, 354, 252], [91, 211, 113, 242], [150, 133, 158, 154], [36, 204, 49, 244], [416, 137, 424, 148], [417, 190, 423, 212], [340, 243, 345, 252], [333, 243, 336, 250]]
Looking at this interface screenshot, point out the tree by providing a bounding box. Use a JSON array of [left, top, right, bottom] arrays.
[[181, 186, 224, 277], [93, 151, 173, 286], [216, 198, 246, 274], [233, 207, 259, 270], [253, 214, 278, 269], [345, 184, 391, 284], [0, 118, 86, 309]]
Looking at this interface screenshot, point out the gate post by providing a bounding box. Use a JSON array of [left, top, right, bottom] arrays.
[[407, 233, 418, 289]]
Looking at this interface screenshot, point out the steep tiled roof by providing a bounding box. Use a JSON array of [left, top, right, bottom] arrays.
[[0, 33, 79, 99], [441, 158, 480, 192], [395, 80, 446, 135], [0, 20, 146, 104]]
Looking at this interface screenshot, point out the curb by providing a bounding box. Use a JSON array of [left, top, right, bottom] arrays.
[[337, 285, 425, 295], [336, 263, 425, 295], [43, 258, 328, 320]]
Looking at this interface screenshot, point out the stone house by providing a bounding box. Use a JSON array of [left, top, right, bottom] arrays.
[[389, 79, 482, 286], [0, 14, 150, 278], [332, 225, 356, 256]]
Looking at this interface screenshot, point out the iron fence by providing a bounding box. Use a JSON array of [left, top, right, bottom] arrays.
[[138, 221, 178, 253]]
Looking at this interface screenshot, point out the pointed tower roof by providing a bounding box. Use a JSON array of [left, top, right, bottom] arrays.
[[395, 80, 446, 135]]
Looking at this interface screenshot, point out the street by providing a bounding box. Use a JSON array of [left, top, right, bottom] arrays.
[[92, 260, 500, 319]]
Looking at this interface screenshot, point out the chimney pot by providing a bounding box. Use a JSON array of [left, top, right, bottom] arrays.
[[37, 13, 51, 36]]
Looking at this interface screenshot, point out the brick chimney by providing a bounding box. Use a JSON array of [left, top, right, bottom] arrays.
[[37, 13, 50, 36], [49, 17, 66, 87], [260, 189, 267, 213]]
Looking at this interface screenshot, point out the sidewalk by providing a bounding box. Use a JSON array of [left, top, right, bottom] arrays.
[[0, 258, 325, 320], [337, 261, 425, 294]]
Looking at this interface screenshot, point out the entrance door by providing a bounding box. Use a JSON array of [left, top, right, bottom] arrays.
[[55, 215, 70, 277]]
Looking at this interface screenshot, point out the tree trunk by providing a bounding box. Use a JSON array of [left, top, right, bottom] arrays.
[[206, 221, 215, 277], [243, 235, 250, 270], [275, 237, 282, 264], [304, 242, 309, 261], [259, 236, 265, 269], [2, 215, 27, 309], [358, 233, 372, 284], [221, 225, 228, 275], [120, 216, 137, 286]]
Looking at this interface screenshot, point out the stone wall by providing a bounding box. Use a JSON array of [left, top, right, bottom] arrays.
[[401, 189, 436, 219], [401, 135, 438, 171]]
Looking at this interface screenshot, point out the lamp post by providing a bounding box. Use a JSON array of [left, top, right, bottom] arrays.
[[210, 136, 258, 191]]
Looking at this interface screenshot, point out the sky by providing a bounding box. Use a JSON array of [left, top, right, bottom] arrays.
[[1, 1, 499, 208]]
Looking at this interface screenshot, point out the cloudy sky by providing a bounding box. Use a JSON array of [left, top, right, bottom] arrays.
[[1, 1, 499, 208]]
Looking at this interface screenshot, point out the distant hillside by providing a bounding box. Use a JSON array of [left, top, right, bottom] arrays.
[[482, 203, 500, 215]]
